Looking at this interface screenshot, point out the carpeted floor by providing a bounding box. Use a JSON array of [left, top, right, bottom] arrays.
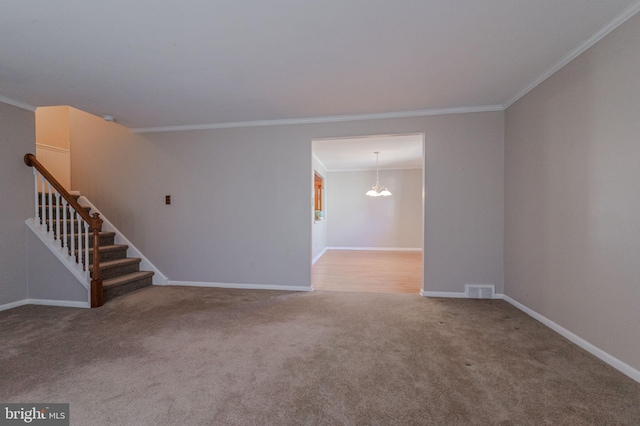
[[1, 286, 639, 425]]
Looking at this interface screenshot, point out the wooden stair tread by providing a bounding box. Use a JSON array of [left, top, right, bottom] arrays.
[[74, 244, 128, 254], [97, 244, 128, 252], [67, 231, 116, 238], [103, 271, 154, 289]]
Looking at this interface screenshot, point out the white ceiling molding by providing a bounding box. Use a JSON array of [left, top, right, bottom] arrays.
[[327, 167, 423, 173], [131, 105, 504, 134], [2, 2, 637, 128], [0, 95, 36, 112], [503, 0, 640, 109]]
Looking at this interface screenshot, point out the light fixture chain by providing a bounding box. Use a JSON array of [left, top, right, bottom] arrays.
[[376, 152, 380, 186]]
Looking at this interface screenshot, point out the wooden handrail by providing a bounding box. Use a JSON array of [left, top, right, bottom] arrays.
[[24, 153, 104, 307], [24, 153, 92, 223]]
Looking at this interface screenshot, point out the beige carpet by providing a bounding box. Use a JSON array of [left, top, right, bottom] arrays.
[[1, 286, 639, 425]]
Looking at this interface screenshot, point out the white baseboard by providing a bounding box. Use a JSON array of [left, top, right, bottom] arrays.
[[0, 298, 90, 311], [420, 290, 466, 298], [327, 247, 422, 252], [26, 298, 90, 308], [166, 281, 313, 292], [420, 289, 505, 300], [312, 248, 328, 265], [0, 299, 29, 312], [503, 295, 640, 384]]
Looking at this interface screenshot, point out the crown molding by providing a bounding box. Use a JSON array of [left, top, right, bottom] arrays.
[[0, 95, 36, 112], [327, 166, 423, 173], [504, 0, 640, 109], [131, 105, 504, 133]]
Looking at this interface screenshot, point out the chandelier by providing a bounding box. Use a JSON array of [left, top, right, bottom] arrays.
[[365, 151, 392, 197]]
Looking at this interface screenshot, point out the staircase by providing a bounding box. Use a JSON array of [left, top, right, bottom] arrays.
[[39, 192, 154, 303]]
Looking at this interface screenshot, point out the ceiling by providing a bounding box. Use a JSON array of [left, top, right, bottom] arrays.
[[1, 1, 638, 131], [313, 134, 423, 171]]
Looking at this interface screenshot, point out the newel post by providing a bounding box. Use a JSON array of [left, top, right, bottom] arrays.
[[90, 213, 104, 308]]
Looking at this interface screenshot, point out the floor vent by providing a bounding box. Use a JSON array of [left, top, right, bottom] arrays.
[[465, 284, 495, 299]]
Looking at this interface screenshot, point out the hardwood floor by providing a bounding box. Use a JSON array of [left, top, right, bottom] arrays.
[[312, 250, 422, 294]]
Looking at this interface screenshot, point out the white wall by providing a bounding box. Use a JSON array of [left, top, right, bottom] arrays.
[[35, 144, 71, 191], [71, 110, 504, 293], [35, 106, 70, 150], [26, 230, 88, 302], [311, 155, 328, 261], [423, 113, 504, 293], [0, 102, 34, 307], [35, 105, 72, 191], [505, 13, 640, 371], [327, 169, 422, 249]]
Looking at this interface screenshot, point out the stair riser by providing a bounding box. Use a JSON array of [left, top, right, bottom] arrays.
[[103, 276, 153, 302], [64, 234, 115, 248], [67, 248, 128, 263], [89, 248, 128, 262], [96, 262, 141, 280]]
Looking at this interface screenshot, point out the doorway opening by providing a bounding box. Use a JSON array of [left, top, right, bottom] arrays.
[[311, 133, 425, 294]]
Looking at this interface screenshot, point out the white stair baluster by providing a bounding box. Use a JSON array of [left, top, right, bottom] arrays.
[[39, 174, 46, 226], [62, 198, 68, 251], [33, 169, 39, 221], [47, 182, 53, 236], [84, 221, 89, 274], [78, 214, 83, 267], [54, 191, 60, 241], [70, 210, 76, 263]]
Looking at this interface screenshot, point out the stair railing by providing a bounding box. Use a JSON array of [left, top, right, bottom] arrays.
[[24, 153, 104, 308]]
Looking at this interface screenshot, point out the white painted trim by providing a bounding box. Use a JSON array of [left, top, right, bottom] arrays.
[[0, 95, 36, 112], [327, 247, 422, 252], [312, 247, 328, 265], [504, 0, 640, 108], [36, 143, 70, 154], [25, 298, 90, 308], [166, 281, 313, 292], [0, 298, 90, 311], [312, 153, 328, 173], [420, 290, 467, 298], [326, 166, 423, 172], [131, 105, 504, 133], [78, 197, 168, 285], [420, 289, 505, 300], [0, 299, 30, 312], [26, 219, 90, 290], [503, 295, 640, 384]]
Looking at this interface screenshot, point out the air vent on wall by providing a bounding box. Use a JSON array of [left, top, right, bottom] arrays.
[[465, 284, 495, 299]]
